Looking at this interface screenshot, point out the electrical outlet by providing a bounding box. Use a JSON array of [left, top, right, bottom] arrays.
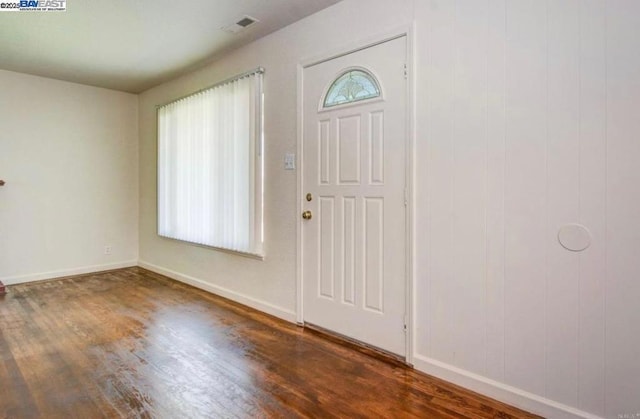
[[104, 246, 112, 255]]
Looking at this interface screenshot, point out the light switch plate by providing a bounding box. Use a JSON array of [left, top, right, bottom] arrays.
[[284, 153, 296, 170]]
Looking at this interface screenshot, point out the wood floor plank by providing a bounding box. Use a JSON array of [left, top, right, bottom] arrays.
[[0, 268, 541, 418]]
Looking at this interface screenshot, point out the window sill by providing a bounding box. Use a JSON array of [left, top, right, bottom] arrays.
[[159, 235, 265, 261]]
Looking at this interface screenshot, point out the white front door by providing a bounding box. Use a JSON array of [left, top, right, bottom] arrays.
[[301, 36, 407, 356]]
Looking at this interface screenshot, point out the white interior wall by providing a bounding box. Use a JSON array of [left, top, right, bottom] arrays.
[[0, 70, 139, 284], [415, 2, 639, 418]]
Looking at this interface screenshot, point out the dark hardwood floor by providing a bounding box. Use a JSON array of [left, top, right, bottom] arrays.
[[0, 268, 540, 418]]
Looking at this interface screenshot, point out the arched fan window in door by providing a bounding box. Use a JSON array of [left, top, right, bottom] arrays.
[[323, 68, 381, 108]]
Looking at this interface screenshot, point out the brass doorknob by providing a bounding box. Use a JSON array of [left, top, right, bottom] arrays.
[[302, 210, 312, 220]]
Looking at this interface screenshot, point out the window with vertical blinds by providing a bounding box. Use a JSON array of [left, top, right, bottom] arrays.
[[157, 69, 264, 256]]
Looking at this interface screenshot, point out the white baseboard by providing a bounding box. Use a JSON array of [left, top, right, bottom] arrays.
[[1, 260, 139, 285], [137, 260, 297, 323], [412, 354, 603, 419]]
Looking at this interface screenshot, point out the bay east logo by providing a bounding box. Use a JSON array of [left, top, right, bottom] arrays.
[[0, 0, 65, 11], [20, 0, 65, 8]]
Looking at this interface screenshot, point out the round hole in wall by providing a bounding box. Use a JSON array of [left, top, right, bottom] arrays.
[[558, 224, 591, 252]]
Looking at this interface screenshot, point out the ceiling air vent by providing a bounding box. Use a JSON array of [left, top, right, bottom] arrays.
[[222, 15, 259, 34]]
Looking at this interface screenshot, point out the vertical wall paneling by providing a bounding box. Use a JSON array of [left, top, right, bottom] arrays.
[[415, 0, 640, 416], [485, 0, 507, 383], [605, 1, 640, 416], [577, 0, 606, 414], [503, 0, 548, 396], [424, 0, 457, 363], [413, 0, 430, 359], [545, 0, 580, 406], [450, 0, 489, 374]]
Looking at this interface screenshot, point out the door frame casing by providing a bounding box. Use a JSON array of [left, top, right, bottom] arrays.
[[296, 24, 416, 364]]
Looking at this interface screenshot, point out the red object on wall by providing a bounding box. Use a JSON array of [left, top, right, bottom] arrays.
[[0, 280, 6, 295]]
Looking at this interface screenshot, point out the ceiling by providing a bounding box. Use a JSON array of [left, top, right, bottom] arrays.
[[0, 0, 342, 93]]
